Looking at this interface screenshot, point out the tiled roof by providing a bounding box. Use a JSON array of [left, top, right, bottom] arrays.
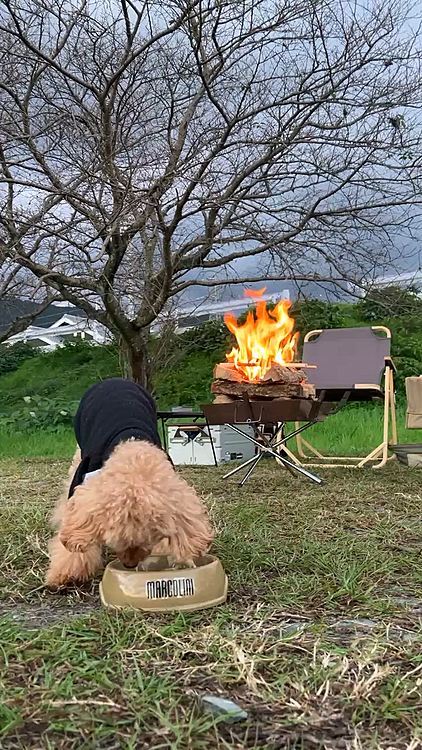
[[0, 298, 86, 333]]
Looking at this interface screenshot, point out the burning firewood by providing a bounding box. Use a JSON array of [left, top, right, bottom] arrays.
[[210, 288, 317, 402], [212, 394, 237, 404], [212, 361, 315, 399], [213, 363, 245, 382], [261, 364, 306, 383], [211, 378, 315, 400], [213, 362, 308, 384]]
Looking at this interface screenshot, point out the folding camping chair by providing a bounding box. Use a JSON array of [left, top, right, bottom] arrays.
[[295, 326, 398, 468]]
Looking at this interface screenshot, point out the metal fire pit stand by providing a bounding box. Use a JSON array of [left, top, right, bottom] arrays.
[[202, 395, 340, 486], [222, 421, 323, 485]]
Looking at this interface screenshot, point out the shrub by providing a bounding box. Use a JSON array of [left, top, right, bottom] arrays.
[[0, 342, 38, 375], [178, 320, 230, 356], [0, 297, 420, 417], [154, 351, 219, 409], [0, 395, 78, 433], [356, 285, 422, 323], [291, 299, 349, 340], [0, 339, 120, 414]]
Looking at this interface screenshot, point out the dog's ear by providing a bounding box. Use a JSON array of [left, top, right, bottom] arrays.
[[59, 495, 100, 553]]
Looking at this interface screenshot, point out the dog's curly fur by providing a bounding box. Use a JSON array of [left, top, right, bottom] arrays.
[[46, 440, 214, 588]]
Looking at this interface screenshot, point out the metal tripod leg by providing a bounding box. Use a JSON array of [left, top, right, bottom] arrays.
[[223, 425, 279, 480], [239, 452, 264, 486], [223, 451, 260, 479], [226, 424, 323, 484]]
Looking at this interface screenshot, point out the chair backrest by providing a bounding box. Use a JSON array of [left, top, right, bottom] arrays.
[[302, 327, 391, 389]]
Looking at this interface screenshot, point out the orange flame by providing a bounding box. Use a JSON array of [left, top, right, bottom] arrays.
[[224, 289, 299, 382]]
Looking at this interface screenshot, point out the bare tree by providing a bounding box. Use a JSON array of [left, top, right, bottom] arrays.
[[0, 0, 421, 384]]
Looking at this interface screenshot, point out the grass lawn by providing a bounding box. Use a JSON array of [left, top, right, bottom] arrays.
[[0, 459, 421, 749]]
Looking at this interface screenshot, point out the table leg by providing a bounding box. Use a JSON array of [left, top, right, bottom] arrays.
[[161, 418, 168, 452], [205, 418, 218, 467], [223, 451, 259, 479]]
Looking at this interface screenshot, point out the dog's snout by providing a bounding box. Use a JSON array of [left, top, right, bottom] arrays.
[[117, 546, 151, 569]]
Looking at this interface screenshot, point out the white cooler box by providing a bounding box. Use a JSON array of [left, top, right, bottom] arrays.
[[168, 423, 255, 466]]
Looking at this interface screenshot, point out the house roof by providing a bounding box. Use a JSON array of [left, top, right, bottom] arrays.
[[174, 291, 289, 318], [0, 298, 87, 333], [374, 270, 422, 288]]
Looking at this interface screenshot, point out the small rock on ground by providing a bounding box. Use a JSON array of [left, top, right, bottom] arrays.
[[280, 623, 307, 637], [200, 695, 248, 724]]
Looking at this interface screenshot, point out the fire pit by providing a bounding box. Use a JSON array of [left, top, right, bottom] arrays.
[[202, 289, 335, 485]]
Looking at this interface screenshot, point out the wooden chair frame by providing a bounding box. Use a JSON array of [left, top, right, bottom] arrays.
[[295, 326, 398, 469]]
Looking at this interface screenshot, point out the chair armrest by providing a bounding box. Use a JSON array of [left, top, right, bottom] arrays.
[[384, 356, 397, 373]]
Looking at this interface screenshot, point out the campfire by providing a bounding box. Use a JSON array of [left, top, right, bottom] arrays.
[[212, 289, 315, 402]]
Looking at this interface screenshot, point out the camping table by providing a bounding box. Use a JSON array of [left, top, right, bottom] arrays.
[[202, 396, 337, 486]]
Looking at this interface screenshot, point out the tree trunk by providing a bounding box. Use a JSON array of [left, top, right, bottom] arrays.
[[120, 335, 151, 389]]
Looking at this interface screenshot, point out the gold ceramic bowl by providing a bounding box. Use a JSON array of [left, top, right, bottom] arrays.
[[99, 554, 228, 612]]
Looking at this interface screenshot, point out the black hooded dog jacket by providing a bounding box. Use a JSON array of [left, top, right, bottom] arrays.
[[68, 378, 162, 497]]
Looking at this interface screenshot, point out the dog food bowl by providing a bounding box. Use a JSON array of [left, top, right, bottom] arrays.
[[99, 554, 228, 612]]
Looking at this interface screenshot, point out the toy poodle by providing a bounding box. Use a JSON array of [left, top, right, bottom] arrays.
[[46, 378, 214, 588]]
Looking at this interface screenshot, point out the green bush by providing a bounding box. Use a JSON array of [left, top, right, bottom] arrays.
[[291, 295, 422, 395], [0, 339, 120, 414], [0, 342, 38, 375], [0, 395, 79, 433], [356, 286, 422, 322], [178, 320, 230, 356], [291, 299, 348, 336], [388, 328, 422, 396], [353, 288, 422, 396], [154, 351, 219, 410]]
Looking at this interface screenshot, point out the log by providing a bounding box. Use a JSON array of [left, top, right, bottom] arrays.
[[213, 363, 244, 382], [211, 360, 316, 399], [301, 383, 317, 399], [212, 394, 237, 404], [214, 362, 310, 384], [261, 364, 306, 383], [211, 379, 315, 400], [275, 362, 317, 369]]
